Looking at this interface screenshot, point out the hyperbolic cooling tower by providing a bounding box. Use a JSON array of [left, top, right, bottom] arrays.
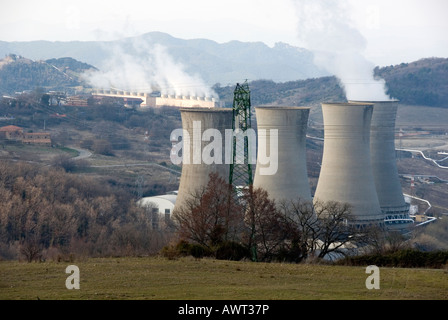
[[253, 106, 312, 204], [174, 108, 233, 213], [313, 102, 384, 226], [349, 100, 411, 229]]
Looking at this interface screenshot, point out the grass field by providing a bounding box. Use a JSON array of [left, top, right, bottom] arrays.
[[0, 256, 447, 300]]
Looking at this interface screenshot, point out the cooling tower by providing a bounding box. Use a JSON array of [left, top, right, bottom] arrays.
[[253, 106, 312, 204], [349, 100, 412, 230], [313, 102, 384, 226], [174, 108, 233, 213]]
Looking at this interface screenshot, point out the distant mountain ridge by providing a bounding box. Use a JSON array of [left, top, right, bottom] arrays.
[[0, 31, 328, 86], [0, 35, 447, 109]]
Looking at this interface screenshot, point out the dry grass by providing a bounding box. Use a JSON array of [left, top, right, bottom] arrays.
[[0, 256, 447, 300]]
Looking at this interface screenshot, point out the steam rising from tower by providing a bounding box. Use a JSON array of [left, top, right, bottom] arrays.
[[292, 0, 391, 101], [82, 42, 217, 99]]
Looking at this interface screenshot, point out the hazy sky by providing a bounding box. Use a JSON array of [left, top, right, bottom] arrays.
[[1, 0, 447, 66]]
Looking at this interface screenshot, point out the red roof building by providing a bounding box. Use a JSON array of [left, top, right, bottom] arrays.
[[0, 125, 24, 140]]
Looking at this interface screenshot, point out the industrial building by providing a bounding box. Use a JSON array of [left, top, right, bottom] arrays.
[[163, 100, 413, 230], [92, 89, 221, 109], [137, 192, 178, 230], [313, 102, 385, 227], [349, 100, 413, 230], [253, 106, 312, 205], [173, 107, 234, 214], [138, 192, 177, 216]]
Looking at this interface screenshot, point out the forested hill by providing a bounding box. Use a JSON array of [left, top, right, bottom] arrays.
[[375, 57, 448, 107], [216, 57, 448, 108], [0, 54, 96, 95]]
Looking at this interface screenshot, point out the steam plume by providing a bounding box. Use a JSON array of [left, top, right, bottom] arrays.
[[82, 40, 218, 98], [292, 0, 391, 101]]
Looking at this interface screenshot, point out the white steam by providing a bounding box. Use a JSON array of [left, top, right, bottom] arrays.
[[82, 41, 218, 98], [292, 0, 391, 101]]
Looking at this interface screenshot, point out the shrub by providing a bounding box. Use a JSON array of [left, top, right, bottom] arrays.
[[175, 240, 193, 256], [160, 240, 212, 260], [190, 244, 212, 259], [160, 244, 182, 260], [338, 249, 448, 269], [215, 241, 249, 261]]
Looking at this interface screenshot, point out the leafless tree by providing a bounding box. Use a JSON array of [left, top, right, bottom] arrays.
[[280, 199, 362, 261], [20, 234, 42, 262], [172, 172, 243, 249], [241, 186, 290, 262], [312, 200, 356, 259], [278, 198, 319, 262]]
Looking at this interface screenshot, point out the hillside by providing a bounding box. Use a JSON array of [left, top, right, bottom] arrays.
[[1, 51, 447, 111], [215, 77, 345, 108], [0, 54, 96, 95], [375, 57, 448, 107], [216, 58, 448, 109], [45, 57, 98, 75], [0, 32, 328, 86]]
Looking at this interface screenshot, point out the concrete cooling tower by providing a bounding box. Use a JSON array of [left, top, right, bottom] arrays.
[[313, 102, 384, 227], [349, 100, 412, 230], [174, 108, 233, 213], [253, 106, 312, 204]]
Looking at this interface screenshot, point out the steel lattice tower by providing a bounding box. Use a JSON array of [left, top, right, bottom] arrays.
[[229, 81, 253, 188]]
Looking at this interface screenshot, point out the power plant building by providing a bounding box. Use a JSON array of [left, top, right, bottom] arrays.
[[349, 100, 412, 230], [92, 89, 221, 108], [253, 106, 312, 204], [313, 102, 384, 227], [173, 108, 233, 213]]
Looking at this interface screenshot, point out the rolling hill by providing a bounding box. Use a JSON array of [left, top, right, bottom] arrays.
[[375, 58, 448, 107], [0, 32, 328, 86], [0, 54, 97, 95], [0, 43, 447, 109], [215, 58, 448, 109]]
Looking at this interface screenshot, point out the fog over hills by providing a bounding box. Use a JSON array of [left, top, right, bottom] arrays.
[[0, 31, 328, 86]]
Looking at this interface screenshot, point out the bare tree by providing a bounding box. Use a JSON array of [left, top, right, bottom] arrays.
[[278, 199, 319, 262], [172, 172, 243, 249], [20, 234, 42, 262], [281, 199, 361, 261], [312, 200, 355, 259], [51, 154, 76, 172], [241, 186, 290, 262]]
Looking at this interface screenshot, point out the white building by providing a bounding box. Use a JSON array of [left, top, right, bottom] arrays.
[[138, 191, 178, 216]]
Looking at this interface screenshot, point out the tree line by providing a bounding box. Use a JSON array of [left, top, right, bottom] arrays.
[[0, 161, 170, 262], [0, 160, 400, 264], [166, 173, 400, 263], [1, 160, 447, 266]]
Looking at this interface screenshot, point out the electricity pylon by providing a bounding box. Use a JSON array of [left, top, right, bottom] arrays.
[[229, 81, 253, 189], [229, 81, 257, 262]]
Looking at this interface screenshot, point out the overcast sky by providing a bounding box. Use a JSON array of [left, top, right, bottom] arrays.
[[1, 0, 447, 66]]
